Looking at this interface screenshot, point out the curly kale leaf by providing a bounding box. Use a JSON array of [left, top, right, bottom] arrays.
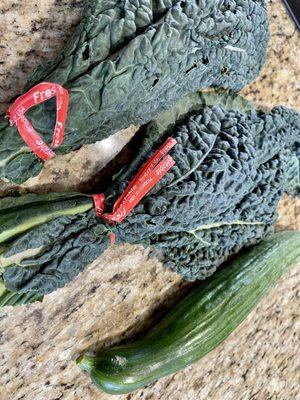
[[1, 93, 299, 296], [0, 0, 269, 183], [151, 154, 285, 280], [155, 223, 272, 281], [111, 95, 299, 279], [2, 211, 109, 294], [252, 106, 300, 196], [0, 192, 93, 245]]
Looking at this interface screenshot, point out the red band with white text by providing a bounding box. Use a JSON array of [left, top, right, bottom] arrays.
[[7, 82, 69, 161], [93, 137, 177, 229]]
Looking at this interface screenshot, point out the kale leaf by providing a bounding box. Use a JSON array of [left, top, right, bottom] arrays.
[[0, 0, 269, 183], [0, 279, 43, 307], [1, 92, 298, 296]]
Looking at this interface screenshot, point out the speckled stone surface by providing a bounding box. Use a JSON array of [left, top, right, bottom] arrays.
[[0, 0, 83, 114], [0, 244, 299, 400], [0, 1, 299, 400], [242, 0, 300, 111]]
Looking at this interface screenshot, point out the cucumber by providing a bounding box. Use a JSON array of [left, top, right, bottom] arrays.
[[77, 231, 300, 395]]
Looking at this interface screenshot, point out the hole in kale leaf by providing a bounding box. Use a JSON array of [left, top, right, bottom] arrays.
[[185, 64, 197, 74], [119, 8, 125, 19], [82, 45, 90, 61], [202, 57, 209, 65], [152, 78, 160, 87]]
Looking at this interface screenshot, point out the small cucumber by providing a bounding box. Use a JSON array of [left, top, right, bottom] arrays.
[[77, 231, 300, 395]]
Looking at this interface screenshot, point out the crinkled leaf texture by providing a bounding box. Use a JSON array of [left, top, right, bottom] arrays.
[[0, 0, 269, 183], [1, 92, 299, 297]]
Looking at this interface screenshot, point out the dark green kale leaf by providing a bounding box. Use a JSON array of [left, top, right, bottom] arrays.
[[0, 0, 269, 183], [0, 192, 108, 294], [1, 93, 299, 297], [0, 192, 93, 245], [1, 211, 109, 295], [0, 280, 43, 307]]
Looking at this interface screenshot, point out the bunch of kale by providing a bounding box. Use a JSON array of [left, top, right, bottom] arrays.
[[0, 0, 269, 183], [0, 93, 299, 298]]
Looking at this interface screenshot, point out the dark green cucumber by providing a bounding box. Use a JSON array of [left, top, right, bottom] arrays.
[[77, 231, 300, 395]]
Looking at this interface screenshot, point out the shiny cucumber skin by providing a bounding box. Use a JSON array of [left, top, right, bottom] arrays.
[[77, 231, 300, 395]]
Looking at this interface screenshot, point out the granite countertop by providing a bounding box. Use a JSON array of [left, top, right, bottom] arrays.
[[0, 1, 299, 400]]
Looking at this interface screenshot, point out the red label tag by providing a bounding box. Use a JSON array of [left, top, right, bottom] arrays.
[[92, 137, 177, 227], [103, 154, 175, 223], [7, 82, 69, 161], [109, 232, 116, 245], [92, 194, 106, 218], [112, 137, 177, 215]]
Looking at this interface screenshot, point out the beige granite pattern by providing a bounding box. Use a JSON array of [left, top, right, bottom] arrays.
[[0, 0, 83, 114], [0, 1, 299, 400], [242, 0, 300, 111], [0, 245, 299, 400]]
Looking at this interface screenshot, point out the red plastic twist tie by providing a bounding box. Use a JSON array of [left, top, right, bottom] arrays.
[[92, 137, 177, 243], [7, 82, 69, 161]]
